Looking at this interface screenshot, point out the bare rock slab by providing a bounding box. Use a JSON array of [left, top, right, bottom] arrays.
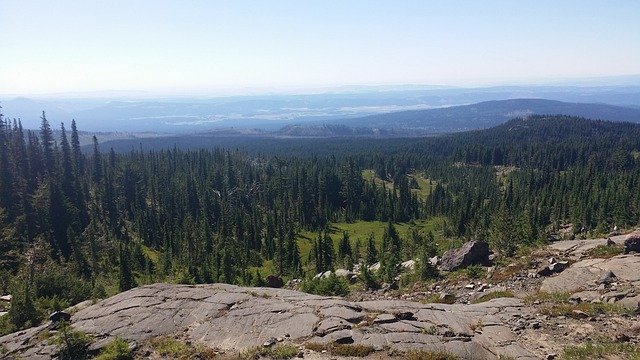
[[0, 283, 539, 359]]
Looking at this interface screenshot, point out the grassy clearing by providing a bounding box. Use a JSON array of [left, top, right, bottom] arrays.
[[305, 343, 375, 357], [242, 344, 299, 359], [296, 217, 447, 264], [584, 244, 624, 259], [471, 291, 515, 304], [254, 218, 447, 278], [362, 169, 436, 200], [561, 339, 640, 359], [408, 172, 437, 199]]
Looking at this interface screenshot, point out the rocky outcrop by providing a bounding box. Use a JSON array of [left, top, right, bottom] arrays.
[[0, 283, 538, 359], [440, 240, 490, 271], [624, 231, 640, 254], [540, 255, 640, 293]]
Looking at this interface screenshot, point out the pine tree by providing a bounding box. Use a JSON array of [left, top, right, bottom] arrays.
[[365, 233, 378, 265], [118, 242, 136, 292], [380, 222, 401, 282], [40, 111, 54, 175], [337, 231, 352, 269], [70, 119, 83, 173]]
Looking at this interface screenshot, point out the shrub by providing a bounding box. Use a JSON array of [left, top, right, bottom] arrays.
[[300, 273, 349, 296], [358, 265, 380, 290], [95, 337, 132, 360], [464, 265, 485, 279], [50, 323, 93, 360], [243, 344, 299, 359], [34, 269, 92, 304]]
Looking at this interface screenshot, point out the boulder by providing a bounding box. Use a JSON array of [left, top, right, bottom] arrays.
[[440, 241, 490, 271], [597, 270, 616, 285], [49, 311, 71, 323], [429, 256, 439, 266], [549, 261, 568, 273], [401, 260, 416, 270], [334, 269, 353, 278], [624, 231, 640, 254], [537, 261, 569, 277], [265, 275, 284, 288], [617, 295, 640, 312]]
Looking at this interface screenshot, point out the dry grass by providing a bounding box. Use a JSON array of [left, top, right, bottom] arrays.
[[561, 338, 640, 359], [584, 245, 624, 259], [148, 336, 218, 359], [471, 291, 515, 304], [525, 291, 634, 317], [403, 350, 458, 360], [304, 342, 375, 357]]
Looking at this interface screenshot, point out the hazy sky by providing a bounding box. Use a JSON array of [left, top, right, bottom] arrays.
[[1, 0, 639, 95]]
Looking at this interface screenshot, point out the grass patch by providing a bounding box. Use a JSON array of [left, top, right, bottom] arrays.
[[95, 337, 132, 360], [304, 343, 375, 357], [584, 245, 624, 259], [540, 302, 634, 318], [561, 339, 640, 359], [408, 172, 437, 200], [148, 336, 217, 359], [404, 350, 459, 360], [0, 345, 7, 355], [524, 291, 570, 305], [421, 293, 456, 304], [526, 291, 634, 317], [471, 291, 515, 304], [243, 344, 299, 359]]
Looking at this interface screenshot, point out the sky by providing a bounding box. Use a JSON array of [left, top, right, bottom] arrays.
[[1, 0, 639, 95]]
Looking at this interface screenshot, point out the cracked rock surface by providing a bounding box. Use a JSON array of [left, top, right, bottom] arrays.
[[0, 283, 538, 359]]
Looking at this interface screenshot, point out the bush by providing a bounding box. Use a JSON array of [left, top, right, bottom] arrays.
[[358, 265, 380, 290], [464, 265, 486, 279], [244, 344, 300, 359], [34, 269, 92, 304], [50, 323, 93, 360], [300, 273, 350, 296], [95, 337, 132, 360], [7, 283, 42, 331]]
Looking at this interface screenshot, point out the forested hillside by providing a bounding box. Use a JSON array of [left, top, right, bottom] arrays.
[[1, 111, 639, 336]]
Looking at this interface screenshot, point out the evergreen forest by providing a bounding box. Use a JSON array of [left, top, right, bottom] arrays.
[[1, 110, 640, 335]]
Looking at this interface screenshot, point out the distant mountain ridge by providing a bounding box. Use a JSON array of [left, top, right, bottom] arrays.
[[325, 98, 640, 133]]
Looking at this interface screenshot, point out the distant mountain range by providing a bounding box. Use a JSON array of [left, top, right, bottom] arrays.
[[3, 84, 640, 132], [87, 98, 640, 152], [322, 98, 640, 134]]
